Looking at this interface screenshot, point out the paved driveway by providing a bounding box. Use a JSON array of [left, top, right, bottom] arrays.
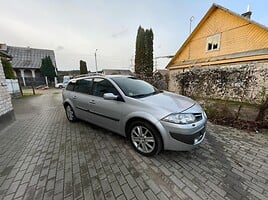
[[0, 90, 268, 200]]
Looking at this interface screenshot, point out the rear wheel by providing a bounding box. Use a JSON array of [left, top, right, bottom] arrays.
[[128, 121, 162, 156], [65, 104, 77, 122]]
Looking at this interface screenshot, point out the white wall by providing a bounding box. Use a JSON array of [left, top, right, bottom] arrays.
[[6, 79, 20, 94], [0, 61, 13, 117]]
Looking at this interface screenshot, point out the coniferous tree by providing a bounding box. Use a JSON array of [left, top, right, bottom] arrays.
[[80, 60, 88, 74], [135, 26, 145, 75], [40, 56, 56, 82], [134, 26, 154, 78], [1, 58, 15, 79], [144, 28, 154, 77]]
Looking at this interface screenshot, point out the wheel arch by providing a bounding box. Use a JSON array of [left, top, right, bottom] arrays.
[[63, 100, 74, 109], [125, 116, 164, 151]]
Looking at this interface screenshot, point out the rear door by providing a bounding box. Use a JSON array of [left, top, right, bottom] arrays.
[[72, 78, 93, 120]]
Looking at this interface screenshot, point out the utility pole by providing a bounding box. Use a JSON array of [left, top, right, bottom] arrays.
[[94, 49, 98, 72]]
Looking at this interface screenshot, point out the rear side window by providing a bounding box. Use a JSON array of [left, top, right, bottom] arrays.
[[74, 79, 93, 94], [66, 82, 75, 91]]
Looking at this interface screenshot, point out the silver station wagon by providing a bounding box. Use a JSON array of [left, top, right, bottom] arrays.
[[62, 75, 207, 156]]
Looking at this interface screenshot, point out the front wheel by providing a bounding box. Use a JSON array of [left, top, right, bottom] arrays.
[[128, 121, 162, 156], [65, 104, 77, 122]]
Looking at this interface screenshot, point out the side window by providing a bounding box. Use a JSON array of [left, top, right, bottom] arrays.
[[74, 79, 92, 94], [66, 82, 75, 91], [92, 78, 119, 97]]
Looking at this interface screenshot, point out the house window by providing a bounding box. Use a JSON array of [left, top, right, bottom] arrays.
[[206, 33, 221, 51]]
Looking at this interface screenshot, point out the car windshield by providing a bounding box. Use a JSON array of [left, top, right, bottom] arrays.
[[111, 77, 159, 98]]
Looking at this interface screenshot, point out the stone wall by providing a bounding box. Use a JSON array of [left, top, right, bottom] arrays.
[[0, 61, 15, 129], [169, 61, 268, 104]]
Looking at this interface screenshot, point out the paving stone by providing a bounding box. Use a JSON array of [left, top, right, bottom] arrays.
[[100, 178, 112, 194], [156, 191, 170, 200], [121, 183, 134, 200], [125, 174, 137, 189], [145, 179, 161, 195], [111, 181, 123, 197], [14, 183, 28, 199], [145, 189, 159, 200], [6, 181, 20, 195], [0, 91, 267, 200]]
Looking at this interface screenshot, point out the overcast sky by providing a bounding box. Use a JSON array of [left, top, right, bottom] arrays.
[[1, 0, 268, 71]]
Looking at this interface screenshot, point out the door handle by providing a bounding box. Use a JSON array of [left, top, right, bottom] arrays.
[[72, 96, 77, 99], [89, 100, 95, 104]]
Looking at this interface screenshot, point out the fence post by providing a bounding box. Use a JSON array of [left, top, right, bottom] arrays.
[[17, 77, 23, 96], [31, 78, 35, 95], [45, 76, 48, 86]]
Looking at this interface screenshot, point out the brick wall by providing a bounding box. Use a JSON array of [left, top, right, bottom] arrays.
[[169, 61, 268, 104], [0, 61, 14, 124]]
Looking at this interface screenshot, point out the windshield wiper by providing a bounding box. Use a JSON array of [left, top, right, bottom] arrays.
[[132, 91, 161, 98]]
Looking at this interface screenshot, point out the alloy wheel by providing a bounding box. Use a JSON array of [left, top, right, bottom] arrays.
[[131, 125, 156, 154]]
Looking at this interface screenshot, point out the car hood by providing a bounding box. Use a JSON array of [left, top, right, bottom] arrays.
[[140, 92, 195, 113]]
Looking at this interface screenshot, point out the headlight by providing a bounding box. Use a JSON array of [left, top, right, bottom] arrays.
[[162, 113, 196, 124]]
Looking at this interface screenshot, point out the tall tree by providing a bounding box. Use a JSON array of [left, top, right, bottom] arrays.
[[80, 60, 88, 74], [134, 26, 154, 77], [144, 28, 154, 77], [40, 56, 56, 82], [1, 58, 15, 79], [135, 26, 145, 75]]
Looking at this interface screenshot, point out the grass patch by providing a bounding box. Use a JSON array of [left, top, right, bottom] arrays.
[[191, 96, 259, 108], [195, 97, 267, 131]]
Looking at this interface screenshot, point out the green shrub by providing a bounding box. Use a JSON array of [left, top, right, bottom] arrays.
[[1, 58, 15, 79]]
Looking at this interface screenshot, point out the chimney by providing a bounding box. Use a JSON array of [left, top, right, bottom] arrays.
[[0, 44, 7, 51], [241, 5, 252, 19]]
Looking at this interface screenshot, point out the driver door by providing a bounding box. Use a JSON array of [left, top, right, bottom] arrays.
[[88, 78, 124, 134]]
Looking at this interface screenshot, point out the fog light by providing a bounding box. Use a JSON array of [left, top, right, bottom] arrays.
[[194, 138, 199, 144]]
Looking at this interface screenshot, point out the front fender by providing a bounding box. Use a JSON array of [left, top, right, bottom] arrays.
[[63, 99, 75, 111], [122, 111, 163, 136]]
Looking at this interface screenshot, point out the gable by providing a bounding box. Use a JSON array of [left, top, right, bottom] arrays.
[[168, 4, 268, 69]]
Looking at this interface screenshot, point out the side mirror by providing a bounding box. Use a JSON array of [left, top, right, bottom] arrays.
[[103, 93, 118, 100]]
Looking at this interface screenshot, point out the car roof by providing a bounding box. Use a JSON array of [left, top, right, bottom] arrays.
[[69, 74, 133, 82]]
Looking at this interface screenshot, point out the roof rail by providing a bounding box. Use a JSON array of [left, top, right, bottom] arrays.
[[90, 72, 104, 76], [73, 73, 104, 79]]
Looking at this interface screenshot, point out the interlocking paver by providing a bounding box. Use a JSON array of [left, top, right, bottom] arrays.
[[0, 90, 267, 200]]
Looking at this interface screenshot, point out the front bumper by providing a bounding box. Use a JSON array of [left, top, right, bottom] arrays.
[[158, 109, 207, 151], [170, 126, 206, 145]]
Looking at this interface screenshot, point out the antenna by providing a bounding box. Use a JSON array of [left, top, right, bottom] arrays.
[[247, 4, 250, 12], [189, 16, 194, 34]]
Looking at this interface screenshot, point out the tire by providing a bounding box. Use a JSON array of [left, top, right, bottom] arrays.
[[128, 120, 162, 156], [65, 104, 77, 122], [59, 85, 63, 89]]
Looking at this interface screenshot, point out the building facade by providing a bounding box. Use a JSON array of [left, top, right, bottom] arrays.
[[166, 4, 268, 103], [0, 44, 57, 86]]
